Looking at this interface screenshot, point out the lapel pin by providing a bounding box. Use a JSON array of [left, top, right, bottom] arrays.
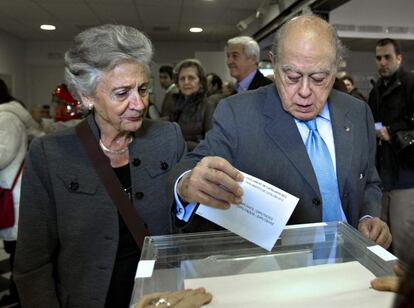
[[345, 126, 351, 132]]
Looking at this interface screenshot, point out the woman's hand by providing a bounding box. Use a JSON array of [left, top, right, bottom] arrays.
[[134, 288, 212, 308]]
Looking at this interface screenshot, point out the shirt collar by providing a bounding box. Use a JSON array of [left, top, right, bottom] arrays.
[[236, 70, 257, 92], [318, 101, 331, 121]]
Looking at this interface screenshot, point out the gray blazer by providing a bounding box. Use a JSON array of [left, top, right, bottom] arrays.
[[14, 116, 186, 308], [170, 84, 381, 232]]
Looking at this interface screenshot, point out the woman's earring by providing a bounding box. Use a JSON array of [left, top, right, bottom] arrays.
[[88, 103, 94, 110]]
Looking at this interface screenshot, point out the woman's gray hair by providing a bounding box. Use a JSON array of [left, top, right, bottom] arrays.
[[271, 15, 346, 69], [226, 36, 260, 63], [64, 24, 153, 100]]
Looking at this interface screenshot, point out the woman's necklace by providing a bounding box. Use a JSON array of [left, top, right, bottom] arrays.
[[99, 136, 133, 155]]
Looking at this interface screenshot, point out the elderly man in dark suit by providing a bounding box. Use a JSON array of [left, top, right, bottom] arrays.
[[226, 36, 272, 93], [170, 15, 391, 248]]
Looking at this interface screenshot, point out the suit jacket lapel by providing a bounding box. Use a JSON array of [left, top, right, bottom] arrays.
[[328, 90, 354, 200], [248, 70, 262, 90], [129, 120, 149, 159], [262, 87, 321, 197]]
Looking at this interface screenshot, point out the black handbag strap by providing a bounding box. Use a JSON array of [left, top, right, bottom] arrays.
[[75, 120, 148, 249]]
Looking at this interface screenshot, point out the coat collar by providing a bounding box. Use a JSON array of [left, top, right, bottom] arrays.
[[85, 114, 169, 171]]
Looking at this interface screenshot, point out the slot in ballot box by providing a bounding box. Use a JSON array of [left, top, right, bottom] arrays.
[[130, 222, 398, 307]]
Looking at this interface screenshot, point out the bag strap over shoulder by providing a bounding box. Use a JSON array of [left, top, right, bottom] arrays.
[[11, 161, 24, 190], [75, 119, 148, 249]]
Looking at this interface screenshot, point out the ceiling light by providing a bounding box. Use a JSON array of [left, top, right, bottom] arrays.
[[40, 24, 56, 31], [189, 27, 203, 33]]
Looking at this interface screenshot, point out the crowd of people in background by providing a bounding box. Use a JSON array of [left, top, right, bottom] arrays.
[[0, 14, 413, 308]]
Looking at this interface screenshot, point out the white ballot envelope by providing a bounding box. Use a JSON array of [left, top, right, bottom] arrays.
[[196, 172, 299, 251]]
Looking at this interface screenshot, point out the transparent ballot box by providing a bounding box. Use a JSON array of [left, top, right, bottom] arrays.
[[130, 222, 397, 307]]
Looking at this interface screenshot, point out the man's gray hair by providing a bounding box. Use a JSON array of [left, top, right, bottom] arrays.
[[271, 15, 346, 68], [64, 24, 153, 100], [227, 36, 260, 63]]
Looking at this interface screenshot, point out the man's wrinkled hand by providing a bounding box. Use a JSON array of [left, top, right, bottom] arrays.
[[177, 156, 244, 209], [358, 217, 392, 249], [371, 264, 404, 293], [376, 127, 391, 141]]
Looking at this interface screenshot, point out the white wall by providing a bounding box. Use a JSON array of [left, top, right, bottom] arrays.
[[0, 30, 26, 103], [27, 65, 66, 107], [20, 39, 228, 111], [341, 51, 377, 97], [331, 0, 414, 30], [152, 40, 224, 64], [195, 51, 232, 82], [24, 41, 71, 110]]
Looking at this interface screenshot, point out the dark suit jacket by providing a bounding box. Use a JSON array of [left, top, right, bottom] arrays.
[[248, 70, 273, 90], [169, 84, 381, 232], [14, 115, 186, 308]]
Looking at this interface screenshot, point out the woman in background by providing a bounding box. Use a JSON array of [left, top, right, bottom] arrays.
[[170, 59, 216, 151]]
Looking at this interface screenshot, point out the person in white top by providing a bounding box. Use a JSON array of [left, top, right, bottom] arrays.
[[0, 78, 43, 306]]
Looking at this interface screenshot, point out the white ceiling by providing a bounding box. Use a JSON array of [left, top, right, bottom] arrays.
[[1, 0, 413, 53], [0, 0, 267, 42]]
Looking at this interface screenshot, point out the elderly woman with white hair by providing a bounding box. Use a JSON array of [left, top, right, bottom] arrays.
[[13, 24, 187, 308]]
